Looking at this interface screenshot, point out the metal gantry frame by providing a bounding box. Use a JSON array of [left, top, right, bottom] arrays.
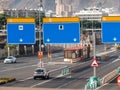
[[39, 0, 43, 67], [92, 8, 96, 77]]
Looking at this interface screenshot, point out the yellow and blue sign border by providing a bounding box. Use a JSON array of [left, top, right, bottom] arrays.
[[7, 18, 36, 44], [102, 16, 120, 43], [43, 17, 80, 44]]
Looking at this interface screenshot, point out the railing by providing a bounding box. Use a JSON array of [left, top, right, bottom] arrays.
[[101, 68, 118, 85]]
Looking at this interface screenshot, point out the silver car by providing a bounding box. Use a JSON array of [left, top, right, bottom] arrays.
[[4, 56, 16, 64], [33, 68, 49, 80]]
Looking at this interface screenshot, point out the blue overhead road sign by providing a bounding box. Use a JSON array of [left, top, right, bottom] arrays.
[[7, 18, 35, 44], [43, 17, 80, 44], [102, 16, 120, 43]]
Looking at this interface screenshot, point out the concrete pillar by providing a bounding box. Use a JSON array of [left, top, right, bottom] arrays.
[[24, 45, 27, 55], [32, 45, 34, 55]]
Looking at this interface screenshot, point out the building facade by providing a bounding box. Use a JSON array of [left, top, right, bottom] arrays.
[[55, 0, 73, 16], [74, 7, 108, 45]]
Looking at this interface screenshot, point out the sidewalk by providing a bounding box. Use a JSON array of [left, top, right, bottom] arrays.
[[0, 87, 81, 90]]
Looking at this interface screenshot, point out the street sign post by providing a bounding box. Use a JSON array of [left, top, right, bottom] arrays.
[[38, 51, 43, 59], [102, 16, 120, 43], [37, 61, 44, 68], [43, 17, 80, 44], [7, 18, 36, 44]]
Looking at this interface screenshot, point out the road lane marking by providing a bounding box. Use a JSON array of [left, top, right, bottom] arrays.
[[30, 61, 92, 88], [56, 76, 76, 88], [96, 60, 120, 90], [0, 65, 36, 73], [58, 55, 120, 88], [19, 77, 33, 82], [18, 66, 68, 82], [0, 49, 116, 73], [96, 83, 108, 90], [30, 74, 62, 88], [112, 59, 120, 63], [29, 61, 91, 87]]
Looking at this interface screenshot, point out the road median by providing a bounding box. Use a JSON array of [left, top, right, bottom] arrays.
[[100, 68, 118, 85], [0, 77, 16, 85]]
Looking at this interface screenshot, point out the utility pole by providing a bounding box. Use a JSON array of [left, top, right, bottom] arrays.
[[92, 9, 96, 77], [39, 0, 43, 67], [16, 9, 20, 56]]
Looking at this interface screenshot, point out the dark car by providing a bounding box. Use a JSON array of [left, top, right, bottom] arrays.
[[33, 68, 49, 80], [96, 56, 102, 61]]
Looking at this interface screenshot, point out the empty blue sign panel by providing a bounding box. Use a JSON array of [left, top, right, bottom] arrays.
[[7, 18, 35, 44], [43, 18, 80, 44], [102, 16, 120, 43]]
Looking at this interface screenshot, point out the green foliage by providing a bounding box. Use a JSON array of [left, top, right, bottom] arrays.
[[0, 14, 7, 29], [4, 44, 18, 49], [81, 20, 101, 29], [35, 12, 45, 27], [80, 20, 101, 34]]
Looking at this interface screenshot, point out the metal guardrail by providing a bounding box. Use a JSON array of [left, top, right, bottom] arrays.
[[101, 68, 118, 85]]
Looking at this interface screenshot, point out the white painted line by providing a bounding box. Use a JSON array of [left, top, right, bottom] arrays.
[[100, 58, 119, 70], [18, 66, 67, 82], [96, 83, 109, 90], [19, 77, 33, 82], [112, 59, 119, 63], [56, 76, 76, 88], [30, 74, 62, 88], [96, 60, 120, 90], [30, 61, 92, 88], [30, 61, 91, 88], [96, 50, 116, 56], [0, 65, 36, 73]]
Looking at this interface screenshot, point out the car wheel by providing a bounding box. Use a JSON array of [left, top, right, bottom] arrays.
[[34, 77, 36, 80], [47, 75, 49, 79], [44, 76, 47, 80], [43, 76, 46, 80]]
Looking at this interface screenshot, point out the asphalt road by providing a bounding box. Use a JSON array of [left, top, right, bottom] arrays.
[[0, 44, 120, 89], [97, 74, 120, 90], [32, 50, 120, 89]]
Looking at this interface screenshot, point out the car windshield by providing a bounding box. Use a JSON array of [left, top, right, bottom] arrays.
[[7, 57, 13, 59], [36, 69, 46, 72]]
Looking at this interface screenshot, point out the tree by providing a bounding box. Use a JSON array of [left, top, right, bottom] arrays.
[[5, 44, 18, 50], [0, 14, 7, 29], [80, 20, 101, 35], [35, 12, 45, 28]]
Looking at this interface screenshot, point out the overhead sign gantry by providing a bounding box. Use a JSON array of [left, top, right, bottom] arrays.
[[102, 16, 120, 43], [43, 17, 80, 44], [7, 18, 36, 44]]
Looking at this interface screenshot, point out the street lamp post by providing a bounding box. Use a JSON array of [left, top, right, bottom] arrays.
[[92, 9, 96, 77], [93, 31, 96, 77], [16, 9, 20, 56], [38, 0, 43, 67]]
